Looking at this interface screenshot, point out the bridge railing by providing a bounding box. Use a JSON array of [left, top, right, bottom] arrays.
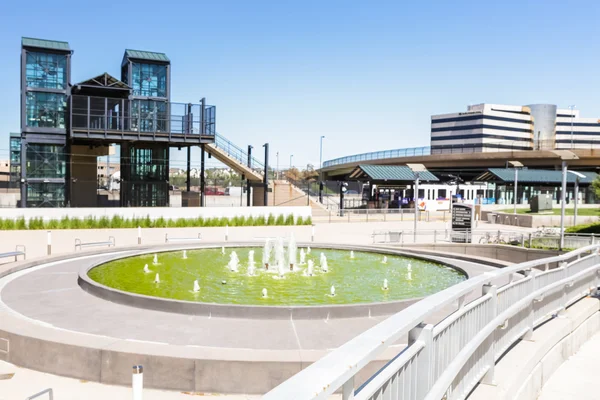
[[213, 133, 265, 172], [262, 245, 600, 400]]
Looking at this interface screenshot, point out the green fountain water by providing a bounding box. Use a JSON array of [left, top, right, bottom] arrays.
[[89, 244, 465, 306]]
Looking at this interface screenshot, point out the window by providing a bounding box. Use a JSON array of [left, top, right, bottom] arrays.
[[26, 144, 66, 179], [27, 182, 65, 207], [438, 189, 447, 199], [131, 100, 167, 132], [25, 51, 68, 90], [26, 92, 66, 129], [131, 62, 167, 97]]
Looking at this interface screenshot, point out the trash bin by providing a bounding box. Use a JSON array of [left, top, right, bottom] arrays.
[[389, 232, 401, 242]]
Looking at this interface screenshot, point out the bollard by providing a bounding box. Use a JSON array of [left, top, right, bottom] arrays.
[[137, 226, 142, 245], [47, 231, 52, 255], [528, 233, 532, 248], [434, 230, 437, 243], [311, 225, 315, 242], [225, 225, 229, 242], [132, 365, 143, 400]]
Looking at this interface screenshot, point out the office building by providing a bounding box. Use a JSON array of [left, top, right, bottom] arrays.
[[430, 103, 600, 154]]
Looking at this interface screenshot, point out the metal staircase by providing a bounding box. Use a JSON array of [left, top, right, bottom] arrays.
[[205, 133, 265, 182]]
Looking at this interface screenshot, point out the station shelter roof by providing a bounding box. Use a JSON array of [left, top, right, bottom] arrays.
[[475, 168, 598, 184], [349, 165, 439, 183], [22, 37, 71, 51]]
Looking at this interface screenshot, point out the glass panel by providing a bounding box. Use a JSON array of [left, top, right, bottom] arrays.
[[10, 137, 21, 187], [27, 182, 65, 207], [131, 100, 167, 132], [26, 144, 66, 179], [131, 62, 167, 97], [25, 51, 68, 90], [26, 92, 67, 128]]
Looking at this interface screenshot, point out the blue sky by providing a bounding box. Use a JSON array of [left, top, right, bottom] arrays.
[[0, 0, 599, 170]]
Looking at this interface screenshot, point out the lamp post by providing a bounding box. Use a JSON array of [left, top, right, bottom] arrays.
[[290, 154, 294, 170], [319, 136, 325, 203], [508, 161, 523, 214], [552, 150, 579, 250], [407, 163, 427, 243], [568, 105, 576, 149], [276, 152, 279, 180]]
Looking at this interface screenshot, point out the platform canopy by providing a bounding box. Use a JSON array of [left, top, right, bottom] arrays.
[[475, 168, 598, 184], [349, 164, 438, 183]]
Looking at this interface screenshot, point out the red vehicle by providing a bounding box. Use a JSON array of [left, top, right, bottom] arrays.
[[204, 187, 226, 196]]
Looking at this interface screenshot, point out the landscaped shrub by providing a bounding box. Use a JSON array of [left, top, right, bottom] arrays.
[[28, 217, 45, 230], [16, 217, 26, 230], [566, 222, 600, 234], [0, 213, 310, 230]]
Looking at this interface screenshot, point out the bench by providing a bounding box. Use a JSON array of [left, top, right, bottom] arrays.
[[75, 236, 115, 251], [371, 230, 402, 244], [165, 233, 202, 243], [0, 245, 26, 262]]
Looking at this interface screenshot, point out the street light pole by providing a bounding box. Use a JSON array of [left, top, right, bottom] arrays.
[[560, 160, 567, 250], [319, 135, 325, 203], [513, 168, 518, 214], [414, 172, 420, 243], [276, 152, 279, 180], [290, 154, 294, 170]]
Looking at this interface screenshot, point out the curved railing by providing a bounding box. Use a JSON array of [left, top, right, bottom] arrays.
[[322, 146, 431, 168], [262, 245, 600, 400]]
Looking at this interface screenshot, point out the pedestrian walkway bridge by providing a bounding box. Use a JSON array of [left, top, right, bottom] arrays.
[[262, 245, 600, 400]]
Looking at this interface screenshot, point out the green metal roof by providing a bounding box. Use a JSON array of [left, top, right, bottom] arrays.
[[350, 165, 439, 182], [125, 49, 170, 62], [22, 37, 70, 51], [478, 168, 598, 184]]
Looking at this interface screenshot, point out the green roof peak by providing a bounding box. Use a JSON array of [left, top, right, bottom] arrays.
[[125, 49, 170, 62], [22, 37, 71, 51]]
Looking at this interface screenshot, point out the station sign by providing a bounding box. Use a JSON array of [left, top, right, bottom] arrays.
[[451, 203, 473, 243]]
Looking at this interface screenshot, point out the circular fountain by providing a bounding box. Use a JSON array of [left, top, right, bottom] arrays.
[[81, 235, 466, 318]]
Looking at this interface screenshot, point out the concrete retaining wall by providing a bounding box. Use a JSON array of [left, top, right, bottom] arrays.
[[400, 243, 562, 265], [0, 206, 312, 221]]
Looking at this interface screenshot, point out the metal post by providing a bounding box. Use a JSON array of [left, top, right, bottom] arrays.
[[200, 145, 206, 207], [132, 365, 143, 400], [560, 161, 567, 250], [413, 173, 420, 243], [263, 143, 269, 206], [569, 104, 575, 149], [311, 225, 315, 242], [225, 225, 229, 242], [186, 147, 191, 192], [47, 231, 51, 255], [342, 377, 355, 400], [247, 145, 252, 207], [574, 178, 579, 226], [513, 168, 518, 214], [408, 323, 434, 398], [319, 135, 325, 203], [138, 226, 142, 245], [481, 284, 497, 384]]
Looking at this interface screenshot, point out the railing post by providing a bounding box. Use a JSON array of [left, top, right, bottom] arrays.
[[481, 284, 497, 385], [559, 261, 568, 316], [408, 323, 434, 399], [523, 268, 535, 340], [342, 376, 355, 400]]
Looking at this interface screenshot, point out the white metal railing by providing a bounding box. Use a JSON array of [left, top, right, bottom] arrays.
[[262, 245, 600, 400]]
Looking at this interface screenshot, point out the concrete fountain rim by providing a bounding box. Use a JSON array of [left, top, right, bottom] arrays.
[[78, 242, 469, 320]]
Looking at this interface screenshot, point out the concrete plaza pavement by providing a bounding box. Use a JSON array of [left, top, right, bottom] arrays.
[[537, 331, 600, 400]]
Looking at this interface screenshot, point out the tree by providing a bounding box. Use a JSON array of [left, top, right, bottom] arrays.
[[285, 167, 302, 182], [592, 175, 600, 199]]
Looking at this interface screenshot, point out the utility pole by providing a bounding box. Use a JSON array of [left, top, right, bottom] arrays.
[[247, 145, 252, 206]]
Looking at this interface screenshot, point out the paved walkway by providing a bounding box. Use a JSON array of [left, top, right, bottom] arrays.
[[0, 360, 260, 400], [537, 331, 600, 400]]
